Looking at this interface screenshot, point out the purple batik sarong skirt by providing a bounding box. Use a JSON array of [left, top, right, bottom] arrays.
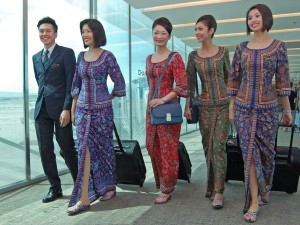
[[69, 106, 116, 207]]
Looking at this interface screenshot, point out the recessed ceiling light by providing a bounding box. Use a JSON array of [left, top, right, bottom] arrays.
[[285, 40, 300, 43], [142, 0, 239, 12], [182, 28, 300, 40], [288, 48, 300, 51], [173, 13, 300, 28]]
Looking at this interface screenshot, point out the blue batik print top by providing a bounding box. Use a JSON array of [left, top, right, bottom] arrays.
[[227, 40, 291, 110]]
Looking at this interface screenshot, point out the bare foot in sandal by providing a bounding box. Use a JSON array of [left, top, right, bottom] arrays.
[[244, 202, 259, 223], [212, 193, 224, 209], [154, 193, 171, 204]]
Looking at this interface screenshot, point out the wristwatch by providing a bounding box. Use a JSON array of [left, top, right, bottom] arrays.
[[162, 97, 168, 103]]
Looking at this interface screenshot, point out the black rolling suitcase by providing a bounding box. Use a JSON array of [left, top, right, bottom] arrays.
[[113, 122, 146, 187], [272, 123, 300, 193], [178, 141, 192, 183], [225, 132, 244, 182]]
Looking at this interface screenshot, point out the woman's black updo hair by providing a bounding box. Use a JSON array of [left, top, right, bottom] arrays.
[[152, 17, 173, 35], [196, 15, 217, 38]]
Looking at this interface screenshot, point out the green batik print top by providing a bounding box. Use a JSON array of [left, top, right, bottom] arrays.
[[187, 46, 230, 107]]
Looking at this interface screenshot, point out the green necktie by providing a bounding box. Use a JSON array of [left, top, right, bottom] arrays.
[[42, 49, 49, 68]]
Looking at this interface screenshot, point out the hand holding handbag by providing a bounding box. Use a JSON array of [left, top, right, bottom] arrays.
[[150, 101, 183, 125], [150, 52, 183, 125], [187, 51, 199, 124]]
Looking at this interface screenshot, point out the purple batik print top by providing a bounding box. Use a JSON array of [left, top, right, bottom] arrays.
[[227, 40, 291, 110], [71, 50, 126, 109]]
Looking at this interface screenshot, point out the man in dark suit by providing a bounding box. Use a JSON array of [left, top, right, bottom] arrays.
[[32, 17, 78, 203]]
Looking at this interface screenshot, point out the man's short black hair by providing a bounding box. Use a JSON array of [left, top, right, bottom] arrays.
[[37, 17, 58, 33]]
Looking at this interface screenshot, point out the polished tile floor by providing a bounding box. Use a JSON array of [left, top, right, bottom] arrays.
[[0, 130, 299, 225]]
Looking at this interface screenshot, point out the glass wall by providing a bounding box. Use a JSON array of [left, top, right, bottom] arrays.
[[27, 0, 89, 180], [129, 6, 154, 143], [0, 0, 196, 193], [97, 0, 131, 140], [0, 1, 25, 188]]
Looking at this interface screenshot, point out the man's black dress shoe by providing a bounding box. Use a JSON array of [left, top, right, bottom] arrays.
[[42, 189, 63, 203]]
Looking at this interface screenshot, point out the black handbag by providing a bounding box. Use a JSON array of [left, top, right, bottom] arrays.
[[187, 51, 199, 124], [150, 52, 183, 125]]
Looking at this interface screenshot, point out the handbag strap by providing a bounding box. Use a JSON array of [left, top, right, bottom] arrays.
[[113, 121, 124, 153], [190, 51, 199, 101], [152, 52, 176, 99]]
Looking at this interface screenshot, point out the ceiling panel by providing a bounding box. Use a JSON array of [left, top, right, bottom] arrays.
[[124, 0, 300, 80]]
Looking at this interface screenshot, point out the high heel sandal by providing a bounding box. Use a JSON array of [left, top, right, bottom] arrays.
[[212, 190, 224, 209], [258, 195, 268, 206], [244, 209, 258, 223], [212, 199, 224, 209], [99, 191, 116, 201], [244, 204, 259, 223], [67, 203, 90, 216], [154, 194, 171, 204]]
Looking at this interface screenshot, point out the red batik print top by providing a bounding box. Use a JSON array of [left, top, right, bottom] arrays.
[[227, 40, 291, 109], [146, 52, 188, 103]]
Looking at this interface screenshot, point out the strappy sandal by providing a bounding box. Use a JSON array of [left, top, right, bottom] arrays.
[[154, 194, 171, 204], [258, 195, 268, 206], [244, 210, 258, 223], [67, 203, 90, 216], [212, 190, 223, 209], [244, 206, 259, 223], [212, 198, 224, 209], [99, 191, 116, 201]]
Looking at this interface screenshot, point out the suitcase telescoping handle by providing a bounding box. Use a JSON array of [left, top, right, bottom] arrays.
[[275, 122, 297, 164], [113, 121, 125, 153], [228, 124, 240, 147]]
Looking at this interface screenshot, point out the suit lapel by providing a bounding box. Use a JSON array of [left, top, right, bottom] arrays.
[[44, 45, 60, 72], [36, 50, 45, 72]]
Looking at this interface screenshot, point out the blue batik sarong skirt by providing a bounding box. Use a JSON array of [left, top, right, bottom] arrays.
[[234, 105, 278, 212]]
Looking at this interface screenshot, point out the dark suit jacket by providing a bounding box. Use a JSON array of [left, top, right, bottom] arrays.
[[32, 44, 76, 120]]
